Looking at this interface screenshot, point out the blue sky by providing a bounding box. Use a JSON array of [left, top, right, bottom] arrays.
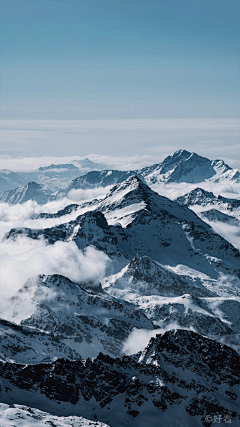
[[1, 0, 239, 119]]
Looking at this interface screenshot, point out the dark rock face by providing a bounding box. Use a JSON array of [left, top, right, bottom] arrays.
[[0, 330, 239, 426]]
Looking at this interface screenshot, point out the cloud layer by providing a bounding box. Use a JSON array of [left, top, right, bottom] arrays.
[[1, 118, 240, 169], [0, 236, 110, 300]]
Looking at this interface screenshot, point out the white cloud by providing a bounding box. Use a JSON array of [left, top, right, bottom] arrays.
[[123, 324, 193, 355], [152, 181, 240, 202], [0, 235, 110, 305], [123, 328, 164, 354], [0, 199, 111, 321], [0, 185, 112, 230], [67, 185, 113, 202]]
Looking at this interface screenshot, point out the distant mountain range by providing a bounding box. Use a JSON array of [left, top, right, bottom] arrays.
[[0, 158, 107, 193], [54, 149, 240, 199], [0, 149, 240, 204]]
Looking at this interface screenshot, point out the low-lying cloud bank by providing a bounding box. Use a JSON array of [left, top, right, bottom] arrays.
[[152, 181, 240, 201], [0, 185, 112, 228], [0, 235, 110, 303], [1, 118, 240, 169]]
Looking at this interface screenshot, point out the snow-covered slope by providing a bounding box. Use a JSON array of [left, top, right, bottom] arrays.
[[0, 317, 81, 364], [0, 403, 110, 427], [31, 203, 80, 219], [102, 253, 213, 297], [0, 182, 50, 204], [0, 330, 239, 427], [102, 253, 240, 351], [2, 274, 153, 361]]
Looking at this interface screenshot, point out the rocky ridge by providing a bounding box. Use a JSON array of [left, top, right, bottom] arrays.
[[0, 330, 239, 427]]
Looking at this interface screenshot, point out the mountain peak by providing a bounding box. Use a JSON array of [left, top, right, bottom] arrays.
[[111, 174, 144, 191], [97, 175, 155, 216], [175, 187, 218, 207], [172, 149, 191, 158], [26, 181, 42, 188]]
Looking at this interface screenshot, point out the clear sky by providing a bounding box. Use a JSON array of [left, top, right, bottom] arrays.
[[1, 0, 239, 119]]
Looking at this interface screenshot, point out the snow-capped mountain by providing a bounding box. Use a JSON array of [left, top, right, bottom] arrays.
[[102, 253, 240, 351], [55, 149, 240, 197], [6, 176, 240, 278], [102, 253, 213, 298], [0, 182, 50, 204], [141, 149, 240, 184], [0, 330, 239, 427], [175, 187, 240, 212], [2, 274, 153, 362]]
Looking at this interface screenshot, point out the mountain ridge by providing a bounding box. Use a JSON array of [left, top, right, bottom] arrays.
[[1, 150, 239, 204], [0, 329, 239, 427]]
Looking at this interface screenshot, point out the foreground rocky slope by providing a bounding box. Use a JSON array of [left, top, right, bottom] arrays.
[[0, 330, 239, 427]]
